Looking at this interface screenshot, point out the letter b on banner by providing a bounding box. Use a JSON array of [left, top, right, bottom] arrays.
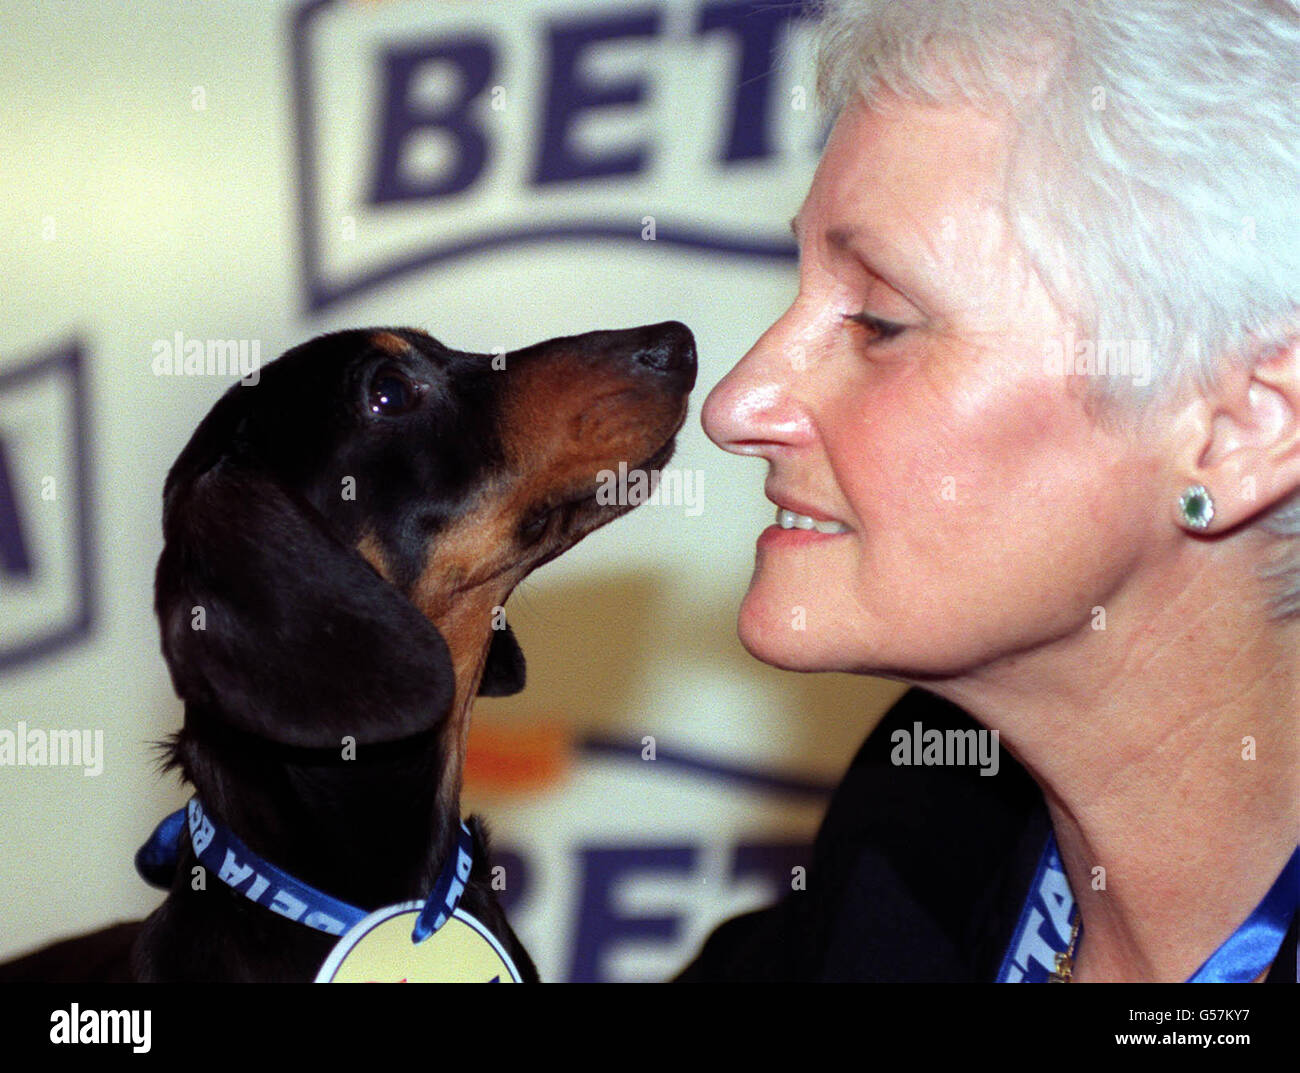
[[370, 39, 495, 204]]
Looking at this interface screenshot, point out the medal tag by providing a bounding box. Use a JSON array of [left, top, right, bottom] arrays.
[[316, 902, 521, 983]]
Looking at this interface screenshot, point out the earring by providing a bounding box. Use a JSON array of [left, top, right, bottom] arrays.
[[1179, 484, 1214, 530]]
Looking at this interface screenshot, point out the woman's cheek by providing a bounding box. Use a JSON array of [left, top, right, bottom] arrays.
[[823, 371, 948, 528]]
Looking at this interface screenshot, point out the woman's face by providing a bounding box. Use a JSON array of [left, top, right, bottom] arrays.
[[701, 95, 1168, 678]]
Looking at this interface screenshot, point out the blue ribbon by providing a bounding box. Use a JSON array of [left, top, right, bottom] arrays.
[[134, 806, 188, 889], [1187, 848, 1299, 982], [999, 833, 1299, 982], [995, 833, 1079, 982], [136, 797, 474, 944], [412, 821, 475, 942]]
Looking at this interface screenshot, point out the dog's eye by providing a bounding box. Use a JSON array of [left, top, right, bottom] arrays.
[[367, 367, 422, 416], [519, 509, 554, 546]]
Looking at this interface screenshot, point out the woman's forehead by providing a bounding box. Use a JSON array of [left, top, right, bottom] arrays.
[[800, 96, 1024, 312]]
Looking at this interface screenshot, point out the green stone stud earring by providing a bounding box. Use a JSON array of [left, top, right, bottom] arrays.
[[1179, 484, 1214, 530]]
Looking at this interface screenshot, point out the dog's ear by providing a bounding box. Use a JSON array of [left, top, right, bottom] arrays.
[[156, 460, 457, 748], [477, 624, 525, 696]]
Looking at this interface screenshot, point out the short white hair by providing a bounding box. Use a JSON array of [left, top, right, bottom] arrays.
[[815, 0, 1300, 620]]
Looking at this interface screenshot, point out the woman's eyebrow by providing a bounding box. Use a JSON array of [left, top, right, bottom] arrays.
[[791, 212, 942, 315], [791, 214, 895, 258], [827, 225, 937, 314]]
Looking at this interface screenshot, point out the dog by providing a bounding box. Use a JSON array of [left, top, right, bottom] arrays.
[[0, 321, 696, 981]]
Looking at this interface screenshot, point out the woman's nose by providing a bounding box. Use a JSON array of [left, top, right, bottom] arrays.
[[701, 319, 812, 457]]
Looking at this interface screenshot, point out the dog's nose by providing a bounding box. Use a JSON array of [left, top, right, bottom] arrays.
[[627, 321, 697, 390], [554, 321, 698, 390]]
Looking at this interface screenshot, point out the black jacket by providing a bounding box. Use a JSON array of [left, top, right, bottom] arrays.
[[676, 687, 1298, 983]]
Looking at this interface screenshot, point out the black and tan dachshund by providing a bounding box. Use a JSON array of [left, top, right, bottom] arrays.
[[0, 321, 696, 982]]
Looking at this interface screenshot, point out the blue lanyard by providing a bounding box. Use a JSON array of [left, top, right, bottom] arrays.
[[136, 797, 475, 944], [997, 833, 1299, 982], [1186, 847, 1299, 982], [995, 832, 1079, 982]]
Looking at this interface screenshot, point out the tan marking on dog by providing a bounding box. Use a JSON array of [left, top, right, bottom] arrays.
[[496, 347, 688, 482], [407, 493, 530, 811], [402, 341, 689, 811], [355, 530, 392, 581], [370, 331, 412, 357]]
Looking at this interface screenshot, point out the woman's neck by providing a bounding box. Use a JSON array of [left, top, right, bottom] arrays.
[[1041, 702, 1296, 982], [925, 561, 1299, 982]]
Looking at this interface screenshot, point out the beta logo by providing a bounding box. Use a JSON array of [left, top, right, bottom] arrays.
[[290, 0, 822, 309], [474, 732, 834, 982], [0, 340, 95, 672]]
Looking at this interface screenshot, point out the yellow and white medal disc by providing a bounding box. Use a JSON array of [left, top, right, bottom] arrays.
[[315, 902, 521, 983]]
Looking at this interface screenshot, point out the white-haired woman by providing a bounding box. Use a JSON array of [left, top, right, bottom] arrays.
[[687, 0, 1299, 982]]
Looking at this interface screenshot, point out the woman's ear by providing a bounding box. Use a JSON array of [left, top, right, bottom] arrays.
[[477, 624, 526, 697], [1174, 334, 1300, 533], [155, 460, 458, 748]]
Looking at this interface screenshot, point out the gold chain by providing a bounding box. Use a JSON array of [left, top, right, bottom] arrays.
[[1047, 916, 1081, 983]]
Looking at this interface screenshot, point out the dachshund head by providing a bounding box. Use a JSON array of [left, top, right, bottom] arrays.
[[155, 323, 696, 758]]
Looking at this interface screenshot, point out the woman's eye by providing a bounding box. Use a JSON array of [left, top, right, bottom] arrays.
[[367, 367, 421, 416], [843, 311, 908, 343]]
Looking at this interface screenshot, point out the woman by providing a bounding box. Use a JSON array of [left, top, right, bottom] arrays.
[[689, 0, 1299, 982]]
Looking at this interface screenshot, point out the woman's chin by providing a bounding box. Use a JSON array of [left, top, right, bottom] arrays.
[[736, 595, 840, 672]]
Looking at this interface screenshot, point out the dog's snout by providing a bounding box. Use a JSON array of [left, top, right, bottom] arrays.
[[506, 321, 698, 390], [632, 321, 696, 376], [619, 321, 696, 394]]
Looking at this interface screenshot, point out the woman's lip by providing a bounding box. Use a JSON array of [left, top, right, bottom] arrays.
[[765, 492, 846, 525], [757, 524, 851, 549]]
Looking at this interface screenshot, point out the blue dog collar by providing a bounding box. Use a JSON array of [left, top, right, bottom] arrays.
[[136, 797, 475, 944]]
